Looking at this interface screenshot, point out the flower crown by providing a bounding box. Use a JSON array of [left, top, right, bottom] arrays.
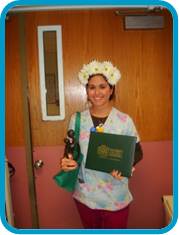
[[78, 60, 121, 86]]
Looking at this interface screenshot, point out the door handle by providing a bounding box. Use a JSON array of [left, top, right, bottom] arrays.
[[34, 160, 44, 169], [7, 161, 16, 177]]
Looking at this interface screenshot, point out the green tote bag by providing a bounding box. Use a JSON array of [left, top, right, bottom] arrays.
[[53, 112, 83, 192]]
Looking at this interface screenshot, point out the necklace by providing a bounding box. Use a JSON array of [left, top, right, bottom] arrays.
[[91, 115, 108, 133]]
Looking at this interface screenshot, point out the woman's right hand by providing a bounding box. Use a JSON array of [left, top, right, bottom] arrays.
[[60, 154, 78, 172]]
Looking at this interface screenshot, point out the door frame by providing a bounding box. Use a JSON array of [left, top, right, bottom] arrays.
[[18, 14, 39, 228]]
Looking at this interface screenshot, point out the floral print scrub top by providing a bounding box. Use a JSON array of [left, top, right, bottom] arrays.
[[68, 107, 140, 211]]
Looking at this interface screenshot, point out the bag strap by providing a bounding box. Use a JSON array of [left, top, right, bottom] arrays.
[[74, 112, 80, 141], [73, 112, 80, 160]]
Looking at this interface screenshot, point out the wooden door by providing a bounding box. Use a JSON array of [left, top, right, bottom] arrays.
[[24, 12, 84, 228]]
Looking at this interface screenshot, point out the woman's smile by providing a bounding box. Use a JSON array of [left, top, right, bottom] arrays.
[[93, 96, 104, 101]]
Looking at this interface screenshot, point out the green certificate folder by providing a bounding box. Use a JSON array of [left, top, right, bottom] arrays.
[[85, 132, 137, 177]]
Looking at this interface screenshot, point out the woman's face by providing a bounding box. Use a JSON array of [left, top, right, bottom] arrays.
[[86, 75, 113, 108]]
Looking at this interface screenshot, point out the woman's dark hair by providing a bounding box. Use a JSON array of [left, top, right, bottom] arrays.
[[109, 85, 115, 101], [86, 74, 115, 101]]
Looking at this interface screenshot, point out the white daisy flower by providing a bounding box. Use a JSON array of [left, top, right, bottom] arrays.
[[78, 60, 121, 86]]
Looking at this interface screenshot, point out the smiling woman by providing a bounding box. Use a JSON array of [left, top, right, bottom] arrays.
[[59, 60, 143, 229]]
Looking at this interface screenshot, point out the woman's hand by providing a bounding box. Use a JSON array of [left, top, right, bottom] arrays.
[[60, 154, 78, 172], [131, 167, 135, 176], [111, 170, 124, 180], [111, 167, 135, 180]]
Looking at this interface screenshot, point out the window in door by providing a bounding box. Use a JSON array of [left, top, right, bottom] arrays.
[[37, 25, 65, 121]]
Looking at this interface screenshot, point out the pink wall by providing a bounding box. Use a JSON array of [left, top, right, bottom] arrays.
[[6, 147, 32, 228], [6, 141, 172, 229], [128, 141, 172, 228]]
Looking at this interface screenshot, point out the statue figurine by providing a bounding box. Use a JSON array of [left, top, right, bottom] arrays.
[[64, 129, 75, 158]]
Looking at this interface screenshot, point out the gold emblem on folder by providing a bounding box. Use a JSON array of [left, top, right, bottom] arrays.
[[97, 145, 123, 161]]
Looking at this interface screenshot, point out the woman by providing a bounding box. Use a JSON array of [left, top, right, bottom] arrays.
[[61, 60, 143, 229]]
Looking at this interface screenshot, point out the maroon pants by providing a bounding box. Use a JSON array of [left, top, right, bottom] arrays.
[[75, 199, 130, 229]]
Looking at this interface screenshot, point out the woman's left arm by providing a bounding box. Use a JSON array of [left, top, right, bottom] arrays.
[[133, 142, 143, 166]]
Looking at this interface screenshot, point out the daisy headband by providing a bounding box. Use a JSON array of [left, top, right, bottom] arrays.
[[78, 60, 121, 86]]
